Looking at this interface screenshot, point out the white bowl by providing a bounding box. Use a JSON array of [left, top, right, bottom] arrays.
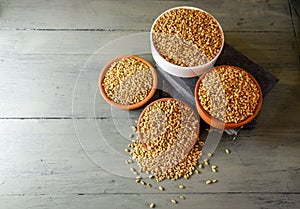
[[150, 6, 225, 78]]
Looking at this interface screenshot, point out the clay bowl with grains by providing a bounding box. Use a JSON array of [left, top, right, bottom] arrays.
[[150, 6, 224, 77], [194, 65, 263, 130], [135, 98, 200, 180], [99, 55, 158, 110]]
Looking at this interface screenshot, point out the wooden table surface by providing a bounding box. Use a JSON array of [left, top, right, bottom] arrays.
[[0, 0, 299, 208]]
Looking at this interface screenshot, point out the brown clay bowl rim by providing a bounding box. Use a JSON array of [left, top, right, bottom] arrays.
[[137, 97, 200, 151], [99, 55, 158, 110], [194, 65, 263, 130]]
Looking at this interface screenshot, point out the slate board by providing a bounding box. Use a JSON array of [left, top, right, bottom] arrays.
[[155, 43, 279, 130]]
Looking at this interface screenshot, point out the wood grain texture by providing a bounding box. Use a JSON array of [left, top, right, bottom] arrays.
[[0, 0, 293, 32], [0, 30, 297, 65], [0, 31, 298, 117], [0, 194, 299, 209], [0, 120, 299, 196], [290, 0, 300, 54], [0, 0, 299, 208]]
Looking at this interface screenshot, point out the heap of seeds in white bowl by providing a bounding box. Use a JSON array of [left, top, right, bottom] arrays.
[[152, 8, 223, 67], [129, 99, 202, 182], [198, 66, 260, 123], [102, 57, 153, 105]]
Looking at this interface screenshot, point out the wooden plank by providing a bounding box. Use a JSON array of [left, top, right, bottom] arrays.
[[0, 0, 293, 32], [0, 61, 298, 118], [225, 32, 299, 69], [0, 30, 133, 55], [0, 194, 299, 209], [256, 72, 300, 132], [290, 0, 300, 53], [0, 1, 298, 209], [0, 30, 298, 118], [0, 30, 297, 65], [0, 120, 299, 195]]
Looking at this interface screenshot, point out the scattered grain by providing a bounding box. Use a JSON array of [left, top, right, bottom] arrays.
[[206, 180, 212, 184], [179, 195, 185, 200], [132, 126, 137, 132], [158, 186, 164, 191], [204, 159, 209, 165], [149, 175, 154, 179]]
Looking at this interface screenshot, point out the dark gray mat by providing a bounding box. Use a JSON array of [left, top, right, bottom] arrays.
[[154, 43, 279, 130]]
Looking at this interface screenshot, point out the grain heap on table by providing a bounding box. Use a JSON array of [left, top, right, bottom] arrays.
[[129, 99, 202, 182]]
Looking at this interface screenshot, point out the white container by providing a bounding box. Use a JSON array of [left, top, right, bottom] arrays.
[[150, 6, 225, 78]]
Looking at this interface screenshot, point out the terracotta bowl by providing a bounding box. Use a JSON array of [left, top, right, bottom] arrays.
[[99, 55, 158, 110], [137, 98, 200, 150], [194, 65, 263, 130]]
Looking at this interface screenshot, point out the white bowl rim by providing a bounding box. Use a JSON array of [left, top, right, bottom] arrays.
[[150, 6, 225, 70]]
